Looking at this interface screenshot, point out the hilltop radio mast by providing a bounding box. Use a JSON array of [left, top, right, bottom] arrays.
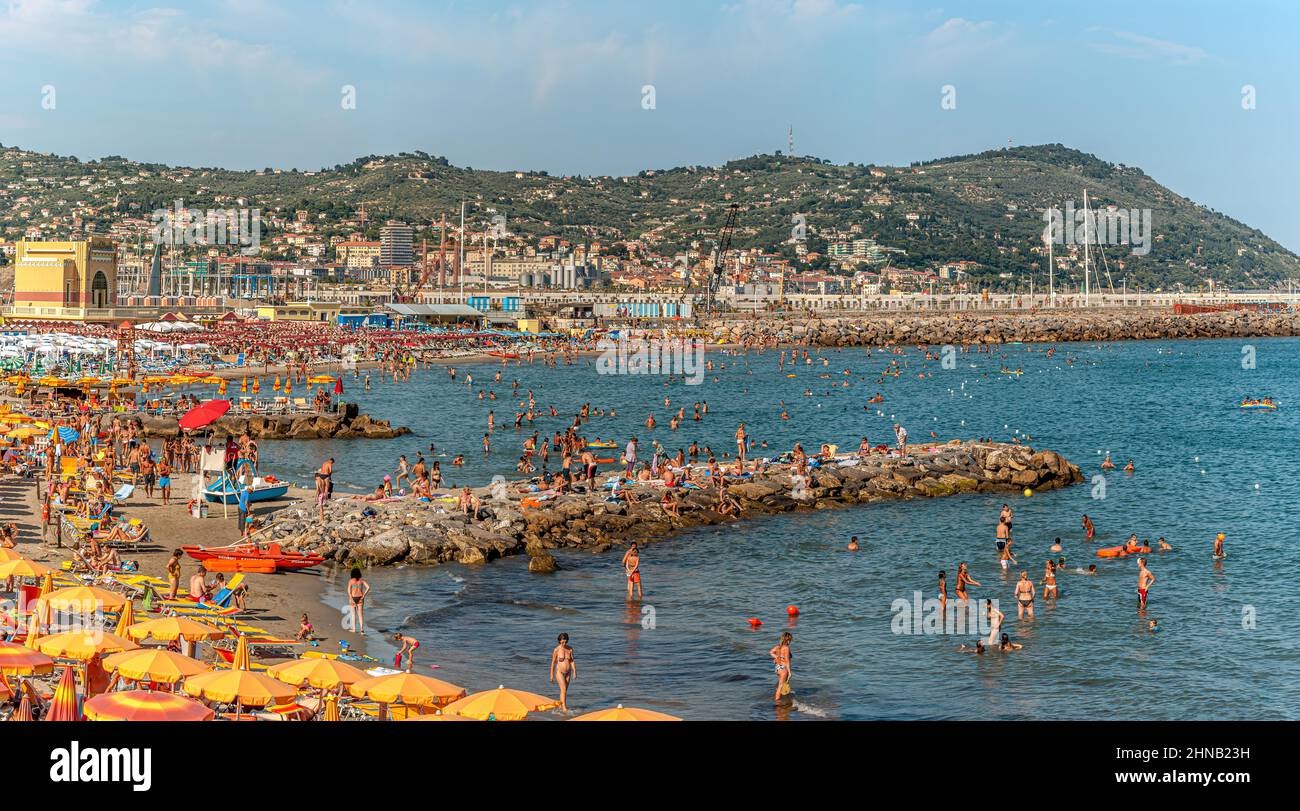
[[788, 126, 795, 157]]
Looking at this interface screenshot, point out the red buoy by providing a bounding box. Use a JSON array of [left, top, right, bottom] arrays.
[[786, 605, 799, 617], [746, 618, 762, 628]]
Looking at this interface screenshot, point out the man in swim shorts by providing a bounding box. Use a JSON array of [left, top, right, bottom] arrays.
[[1137, 557, 1156, 608], [392, 633, 420, 671]]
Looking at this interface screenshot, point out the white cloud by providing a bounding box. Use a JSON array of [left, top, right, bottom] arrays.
[[1092, 30, 1208, 65]]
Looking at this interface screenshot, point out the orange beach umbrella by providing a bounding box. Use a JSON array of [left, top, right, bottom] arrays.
[[439, 685, 559, 721], [348, 672, 467, 708], [41, 585, 130, 614], [267, 657, 369, 691], [103, 649, 211, 685], [44, 664, 81, 721], [85, 689, 215, 722], [125, 616, 225, 643], [36, 631, 139, 662], [569, 704, 682, 721], [0, 640, 55, 676]]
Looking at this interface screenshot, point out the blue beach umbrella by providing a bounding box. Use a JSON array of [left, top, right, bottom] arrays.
[[49, 427, 80, 443]]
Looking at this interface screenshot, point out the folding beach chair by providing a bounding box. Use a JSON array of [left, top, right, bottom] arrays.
[[109, 483, 135, 503]]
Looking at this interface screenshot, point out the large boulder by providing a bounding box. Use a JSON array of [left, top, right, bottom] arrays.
[[349, 528, 410, 565]]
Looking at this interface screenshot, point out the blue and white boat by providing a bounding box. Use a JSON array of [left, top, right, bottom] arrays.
[[203, 472, 291, 505]]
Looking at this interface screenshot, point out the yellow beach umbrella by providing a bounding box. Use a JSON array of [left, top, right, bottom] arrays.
[[4, 425, 40, 440], [321, 693, 340, 722], [37, 376, 69, 387], [0, 558, 55, 580], [440, 686, 559, 721], [85, 689, 215, 722], [24, 600, 51, 650], [103, 648, 211, 685], [113, 601, 135, 637], [125, 616, 225, 643], [0, 412, 34, 423], [273, 375, 282, 391], [0, 548, 22, 563], [36, 631, 139, 662], [40, 585, 129, 614], [348, 672, 467, 708], [569, 704, 682, 721], [38, 572, 54, 597], [308, 375, 336, 384], [401, 710, 476, 721], [267, 657, 369, 691], [231, 635, 251, 671], [0, 640, 55, 676], [181, 668, 296, 708]]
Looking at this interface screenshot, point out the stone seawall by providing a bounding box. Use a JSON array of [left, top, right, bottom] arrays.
[[261, 440, 1082, 570], [706, 308, 1300, 347], [101, 410, 410, 440]]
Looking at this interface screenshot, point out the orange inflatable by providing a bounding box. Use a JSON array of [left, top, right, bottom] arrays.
[[1096, 546, 1128, 558]]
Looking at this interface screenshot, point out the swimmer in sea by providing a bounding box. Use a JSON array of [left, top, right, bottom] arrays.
[[958, 640, 986, 654], [998, 538, 1016, 571], [1050, 537, 1063, 553], [1123, 459, 1135, 472], [1213, 532, 1226, 559], [1158, 537, 1172, 551], [998, 633, 1023, 651], [1137, 557, 1156, 608], [995, 519, 1011, 562], [622, 542, 643, 600], [847, 536, 859, 552], [938, 570, 947, 615], [1014, 570, 1035, 618], [1082, 513, 1095, 542], [985, 599, 1004, 645], [1101, 452, 1115, 470], [955, 563, 980, 602], [1041, 561, 1058, 601], [769, 631, 793, 703]]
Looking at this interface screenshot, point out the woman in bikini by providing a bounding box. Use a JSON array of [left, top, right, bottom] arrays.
[[347, 567, 370, 635], [549, 633, 576, 713], [955, 562, 980, 603], [1014, 570, 1035, 619], [769, 631, 793, 703], [1042, 560, 1058, 601]]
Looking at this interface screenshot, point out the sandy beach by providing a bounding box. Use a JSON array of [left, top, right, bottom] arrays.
[[4, 472, 366, 666]]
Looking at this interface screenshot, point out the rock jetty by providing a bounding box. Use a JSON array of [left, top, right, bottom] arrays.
[[261, 440, 1082, 569], [706, 308, 1300, 347], [99, 409, 409, 440]]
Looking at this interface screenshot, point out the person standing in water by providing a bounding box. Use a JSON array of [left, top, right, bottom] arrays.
[[549, 633, 576, 713], [347, 567, 370, 635], [1013, 570, 1035, 618], [622, 542, 643, 599], [769, 631, 793, 703], [1137, 557, 1156, 608], [1213, 532, 1227, 559], [1082, 514, 1095, 541]]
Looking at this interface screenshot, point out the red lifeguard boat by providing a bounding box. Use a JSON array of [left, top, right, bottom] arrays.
[[182, 542, 325, 571]]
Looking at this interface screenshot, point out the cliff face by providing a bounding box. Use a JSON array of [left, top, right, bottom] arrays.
[[262, 440, 1081, 569]]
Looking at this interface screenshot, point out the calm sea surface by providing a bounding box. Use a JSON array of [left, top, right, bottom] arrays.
[[259, 337, 1300, 719]]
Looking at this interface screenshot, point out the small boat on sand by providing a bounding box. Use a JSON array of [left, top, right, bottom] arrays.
[[183, 542, 324, 571], [204, 472, 291, 505]]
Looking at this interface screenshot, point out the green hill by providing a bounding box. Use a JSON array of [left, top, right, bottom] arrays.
[[1, 142, 1294, 290]]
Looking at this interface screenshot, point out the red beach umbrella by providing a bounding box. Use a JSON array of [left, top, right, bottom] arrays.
[[178, 399, 232, 432], [333, 377, 343, 395], [44, 664, 80, 721]]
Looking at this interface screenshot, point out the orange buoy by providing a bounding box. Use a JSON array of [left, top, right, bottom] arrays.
[[786, 605, 799, 617], [746, 618, 762, 628]]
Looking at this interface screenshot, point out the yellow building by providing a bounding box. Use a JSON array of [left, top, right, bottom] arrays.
[[256, 302, 342, 323], [13, 238, 118, 315], [336, 241, 382, 269]]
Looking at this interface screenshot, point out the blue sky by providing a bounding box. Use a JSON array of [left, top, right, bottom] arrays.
[[1, 0, 1297, 249]]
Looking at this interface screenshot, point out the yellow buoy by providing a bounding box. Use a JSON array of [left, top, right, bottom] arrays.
[[1023, 488, 1033, 497]]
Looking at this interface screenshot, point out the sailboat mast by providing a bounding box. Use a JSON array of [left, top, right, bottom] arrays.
[[1082, 188, 1091, 305]]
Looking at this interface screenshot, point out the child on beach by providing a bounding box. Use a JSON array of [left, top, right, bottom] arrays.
[[296, 614, 315, 641], [393, 633, 420, 671]]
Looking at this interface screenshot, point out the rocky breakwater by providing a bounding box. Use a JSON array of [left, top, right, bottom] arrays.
[[265, 440, 1081, 570], [707, 308, 1300, 347], [100, 409, 409, 440]]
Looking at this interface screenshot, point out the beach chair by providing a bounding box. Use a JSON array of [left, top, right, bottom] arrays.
[[109, 483, 135, 503], [292, 397, 309, 413]]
